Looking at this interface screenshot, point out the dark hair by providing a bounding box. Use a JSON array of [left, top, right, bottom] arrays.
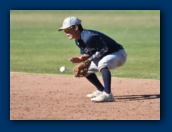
[[71, 24, 83, 32], [77, 24, 83, 32]]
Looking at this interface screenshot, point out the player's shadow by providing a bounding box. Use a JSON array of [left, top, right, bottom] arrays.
[[115, 94, 160, 102]]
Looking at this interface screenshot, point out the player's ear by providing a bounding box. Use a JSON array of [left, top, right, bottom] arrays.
[[75, 25, 79, 30]]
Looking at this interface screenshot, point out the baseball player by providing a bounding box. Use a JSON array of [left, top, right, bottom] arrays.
[[58, 16, 127, 102]]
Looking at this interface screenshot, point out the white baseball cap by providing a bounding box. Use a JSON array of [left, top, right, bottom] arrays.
[[58, 16, 81, 31]]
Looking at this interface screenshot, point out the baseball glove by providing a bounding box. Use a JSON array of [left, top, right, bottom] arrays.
[[73, 59, 91, 77]]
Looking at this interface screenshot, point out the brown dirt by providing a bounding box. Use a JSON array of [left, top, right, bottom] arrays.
[[10, 72, 160, 120]]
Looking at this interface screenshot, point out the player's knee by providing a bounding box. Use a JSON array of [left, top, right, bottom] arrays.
[[98, 65, 108, 72]]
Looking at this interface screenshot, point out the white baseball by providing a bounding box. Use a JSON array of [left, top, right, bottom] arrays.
[[60, 66, 66, 73]]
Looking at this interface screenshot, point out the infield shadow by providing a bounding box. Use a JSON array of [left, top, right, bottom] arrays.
[[115, 94, 160, 102]]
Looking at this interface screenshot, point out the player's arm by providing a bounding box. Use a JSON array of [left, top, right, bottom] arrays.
[[70, 48, 90, 63], [70, 54, 90, 63], [88, 45, 108, 61]]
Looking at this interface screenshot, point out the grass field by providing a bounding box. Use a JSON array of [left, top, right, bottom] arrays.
[[10, 10, 160, 79]]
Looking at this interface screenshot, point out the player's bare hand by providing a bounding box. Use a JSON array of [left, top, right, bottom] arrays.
[[69, 57, 82, 63]]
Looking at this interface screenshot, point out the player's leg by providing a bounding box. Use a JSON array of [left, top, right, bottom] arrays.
[[103, 49, 127, 69], [100, 67, 111, 94], [86, 61, 104, 98], [90, 66, 115, 102], [86, 73, 104, 92], [99, 49, 127, 94], [91, 49, 127, 102]]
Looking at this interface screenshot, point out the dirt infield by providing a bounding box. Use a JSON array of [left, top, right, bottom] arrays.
[[10, 72, 160, 120]]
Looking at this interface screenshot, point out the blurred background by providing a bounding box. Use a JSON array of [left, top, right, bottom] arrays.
[[10, 10, 160, 79]]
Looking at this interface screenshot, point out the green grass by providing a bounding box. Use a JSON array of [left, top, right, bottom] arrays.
[[10, 10, 160, 79]]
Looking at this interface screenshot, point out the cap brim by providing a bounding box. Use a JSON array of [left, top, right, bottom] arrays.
[[58, 28, 63, 31], [58, 27, 65, 31], [58, 25, 70, 31]]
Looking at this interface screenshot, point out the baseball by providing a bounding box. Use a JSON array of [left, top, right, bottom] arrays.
[[60, 66, 66, 73]]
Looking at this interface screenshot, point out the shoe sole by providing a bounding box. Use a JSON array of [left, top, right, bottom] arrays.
[[91, 98, 115, 102], [86, 93, 103, 98]]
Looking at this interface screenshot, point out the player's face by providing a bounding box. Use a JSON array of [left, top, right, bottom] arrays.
[[64, 27, 72, 33], [64, 26, 78, 40], [64, 26, 79, 40]]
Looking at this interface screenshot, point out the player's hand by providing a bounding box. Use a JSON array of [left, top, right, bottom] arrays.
[[69, 57, 82, 63]]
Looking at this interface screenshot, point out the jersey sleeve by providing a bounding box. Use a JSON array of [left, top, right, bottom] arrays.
[[80, 49, 86, 54]]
